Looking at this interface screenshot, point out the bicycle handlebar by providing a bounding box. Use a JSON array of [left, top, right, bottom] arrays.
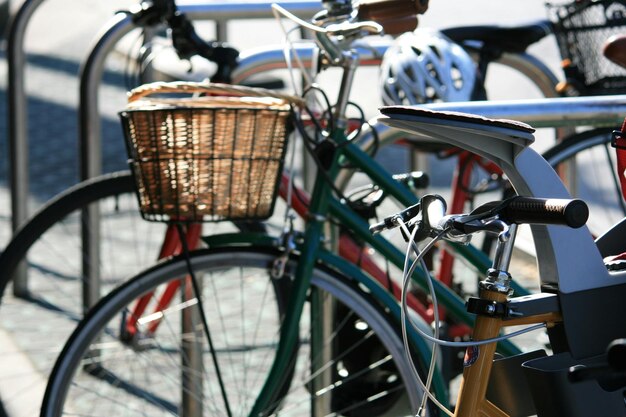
[[126, 0, 239, 83], [274, 0, 429, 64], [370, 195, 589, 237], [494, 197, 589, 228]]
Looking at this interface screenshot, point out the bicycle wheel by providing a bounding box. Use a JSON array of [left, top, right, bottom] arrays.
[[0, 171, 193, 414], [543, 128, 626, 236], [41, 247, 429, 416], [0, 172, 136, 294]]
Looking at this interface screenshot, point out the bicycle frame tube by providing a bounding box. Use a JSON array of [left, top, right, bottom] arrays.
[[453, 289, 562, 417], [249, 122, 526, 414], [330, 143, 520, 355], [248, 127, 345, 415]]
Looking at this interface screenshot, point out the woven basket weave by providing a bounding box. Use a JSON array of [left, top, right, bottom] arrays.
[[120, 82, 303, 222]]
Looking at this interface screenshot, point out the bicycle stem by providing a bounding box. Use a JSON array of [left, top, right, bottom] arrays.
[[491, 223, 517, 272]]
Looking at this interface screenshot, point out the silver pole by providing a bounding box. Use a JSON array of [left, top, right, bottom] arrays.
[[181, 1, 320, 20], [78, 12, 134, 310], [420, 95, 626, 128], [232, 39, 389, 84], [181, 278, 204, 417], [7, 0, 46, 296]]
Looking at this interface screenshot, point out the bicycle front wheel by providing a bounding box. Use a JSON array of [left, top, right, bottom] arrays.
[[41, 247, 428, 416], [543, 128, 626, 235]]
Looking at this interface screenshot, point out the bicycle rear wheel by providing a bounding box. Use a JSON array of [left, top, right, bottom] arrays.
[[0, 172, 180, 414], [41, 247, 429, 416], [0, 172, 142, 296], [543, 128, 626, 236]]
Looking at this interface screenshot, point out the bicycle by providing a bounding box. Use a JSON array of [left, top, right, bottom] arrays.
[[39, 2, 625, 416], [0, 0, 542, 381], [34, 1, 474, 414], [2, 0, 624, 412], [373, 105, 626, 416], [43, 2, 626, 415]]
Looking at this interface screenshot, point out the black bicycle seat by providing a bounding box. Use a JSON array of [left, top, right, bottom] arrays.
[[378, 106, 535, 165], [380, 106, 535, 135], [441, 20, 552, 54]]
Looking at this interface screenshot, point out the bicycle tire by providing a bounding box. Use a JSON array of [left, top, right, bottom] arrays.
[[0, 171, 136, 296], [0, 171, 179, 415], [41, 247, 430, 417], [542, 128, 626, 236]]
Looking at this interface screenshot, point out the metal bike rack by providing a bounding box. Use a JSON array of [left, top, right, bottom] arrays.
[[422, 95, 626, 128], [354, 94, 626, 154], [6, 0, 44, 296], [7, 0, 626, 302], [6, 0, 321, 297]]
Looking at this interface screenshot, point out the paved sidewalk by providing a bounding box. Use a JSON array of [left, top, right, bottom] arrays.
[[0, 2, 134, 415]]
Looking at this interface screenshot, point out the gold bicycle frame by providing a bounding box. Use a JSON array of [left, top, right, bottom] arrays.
[[454, 287, 563, 417]]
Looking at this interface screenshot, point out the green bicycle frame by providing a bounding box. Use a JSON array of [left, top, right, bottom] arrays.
[[234, 120, 526, 414], [238, 17, 527, 412]]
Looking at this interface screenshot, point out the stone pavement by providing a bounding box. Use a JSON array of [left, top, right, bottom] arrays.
[[0, 1, 136, 415], [0, 1, 555, 415]]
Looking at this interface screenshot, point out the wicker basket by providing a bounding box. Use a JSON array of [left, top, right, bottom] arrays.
[[549, 0, 626, 95], [119, 82, 304, 222]]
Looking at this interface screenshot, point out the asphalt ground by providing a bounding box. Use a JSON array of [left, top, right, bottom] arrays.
[[0, 1, 560, 415]]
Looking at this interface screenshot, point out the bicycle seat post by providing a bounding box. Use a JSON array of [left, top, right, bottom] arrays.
[[333, 51, 359, 126]]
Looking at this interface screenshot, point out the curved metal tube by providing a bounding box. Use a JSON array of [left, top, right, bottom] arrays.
[[7, 0, 46, 294], [232, 38, 389, 84], [496, 51, 560, 98], [79, 13, 134, 180], [422, 94, 626, 128], [182, 0, 320, 20]]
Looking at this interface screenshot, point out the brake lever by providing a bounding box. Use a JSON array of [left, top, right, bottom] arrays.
[[325, 21, 383, 37]]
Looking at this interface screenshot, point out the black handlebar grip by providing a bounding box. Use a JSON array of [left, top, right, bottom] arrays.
[[500, 197, 589, 228]]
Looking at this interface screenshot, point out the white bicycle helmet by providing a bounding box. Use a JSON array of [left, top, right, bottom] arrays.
[[380, 29, 477, 105]]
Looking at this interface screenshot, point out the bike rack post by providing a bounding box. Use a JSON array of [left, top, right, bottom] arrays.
[[421, 95, 626, 127], [6, 0, 45, 296], [358, 94, 626, 154]]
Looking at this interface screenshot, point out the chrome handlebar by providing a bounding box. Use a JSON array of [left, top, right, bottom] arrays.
[[370, 194, 588, 244], [271, 3, 382, 66]]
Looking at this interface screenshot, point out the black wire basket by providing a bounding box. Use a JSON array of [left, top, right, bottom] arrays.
[[549, 0, 626, 95], [119, 82, 302, 223]]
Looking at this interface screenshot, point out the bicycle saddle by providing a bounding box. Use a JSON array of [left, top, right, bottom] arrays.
[[379, 106, 535, 168], [441, 20, 552, 54]]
